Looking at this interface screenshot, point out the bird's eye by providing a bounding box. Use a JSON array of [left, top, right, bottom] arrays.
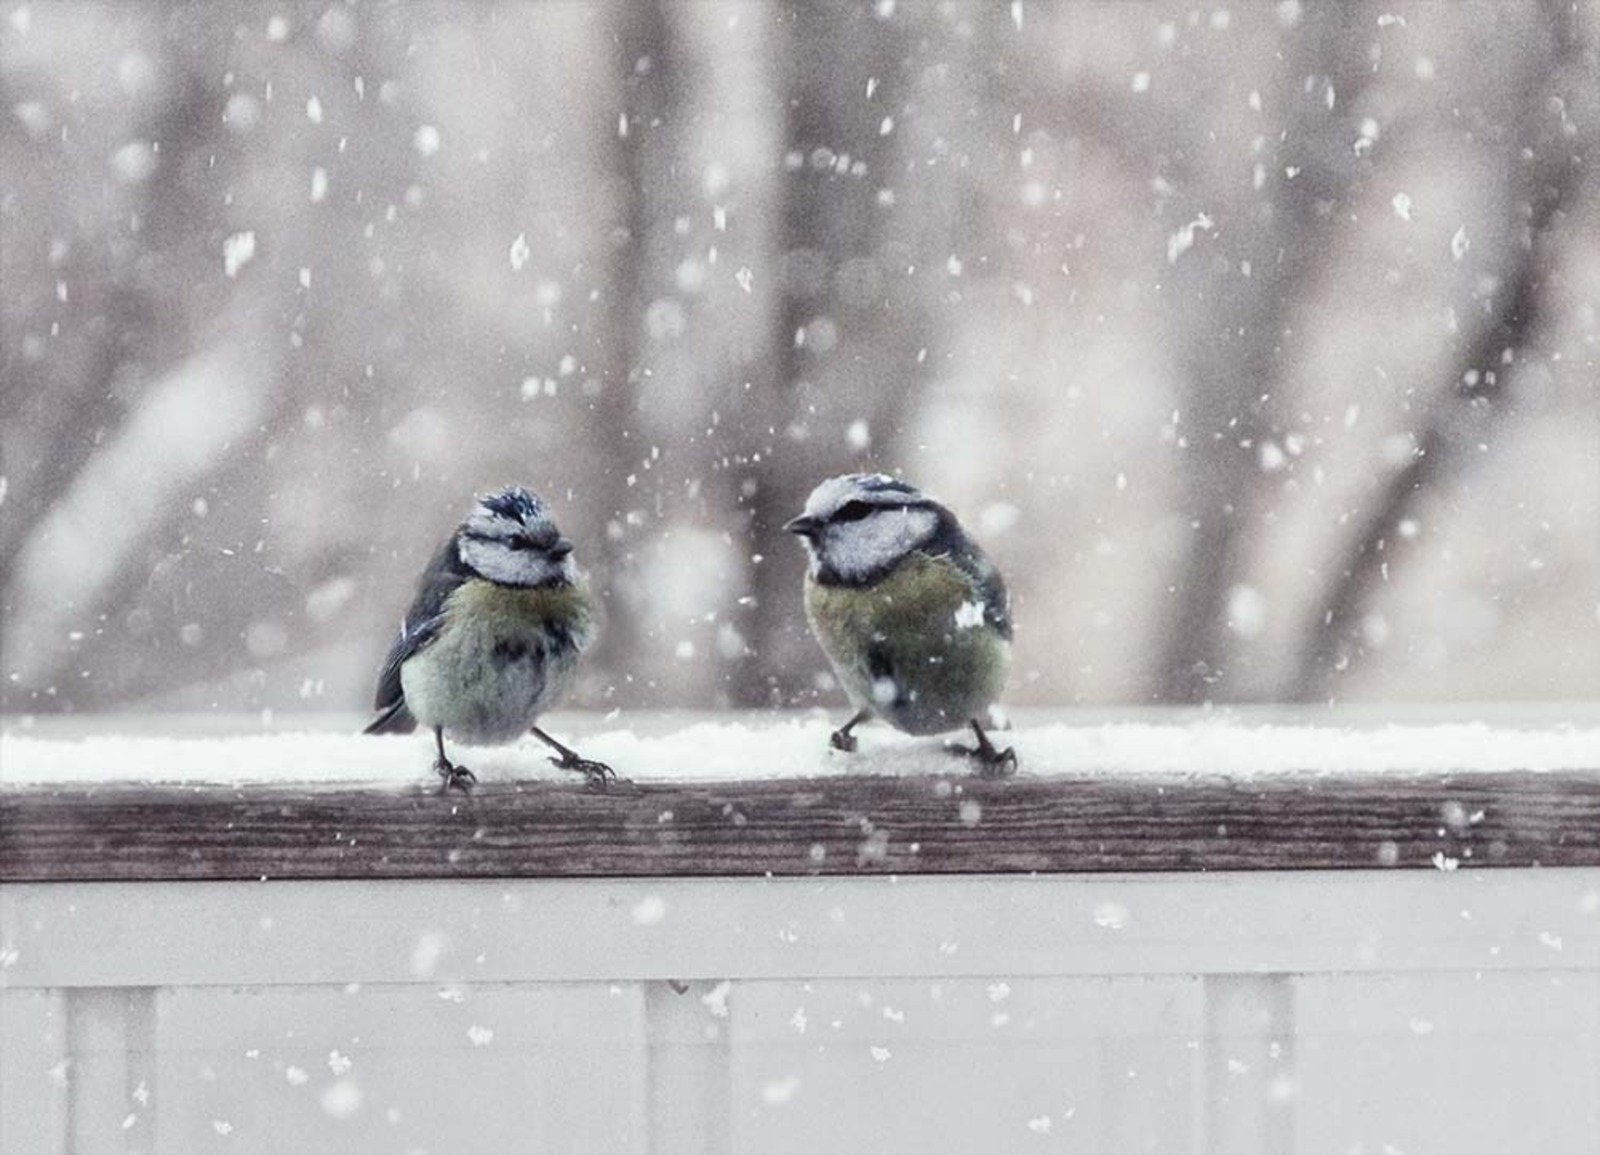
[[832, 501, 876, 523], [509, 535, 536, 551]]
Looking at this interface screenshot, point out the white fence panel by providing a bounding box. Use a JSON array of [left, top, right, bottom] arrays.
[[646, 979, 733, 1155], [148, 983, 647, 1155], [728, 975, 1203, 1154], [5, 871, 1599, 1154], [0, 989, 69, 1155], [1202, 975, 1294, 1155], [1292, 970, 1600, 1155]]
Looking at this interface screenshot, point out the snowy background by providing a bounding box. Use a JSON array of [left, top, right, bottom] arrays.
[[3, 0, 1598, 719]]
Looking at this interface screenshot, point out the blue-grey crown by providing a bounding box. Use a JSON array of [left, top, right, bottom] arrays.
[[478, 486, 546, 524], [850, 473, 920, 498], [800, 473, 933, 523]]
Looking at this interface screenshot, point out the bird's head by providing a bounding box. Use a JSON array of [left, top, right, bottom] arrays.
[[456, 485, 576, 588], [784, 473, 944, 585]]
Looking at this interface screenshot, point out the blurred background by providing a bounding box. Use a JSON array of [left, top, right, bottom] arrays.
[[2, 0, 1597, 718]]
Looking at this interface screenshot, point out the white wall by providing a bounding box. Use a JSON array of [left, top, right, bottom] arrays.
[[3, 871, 1598, 1154]]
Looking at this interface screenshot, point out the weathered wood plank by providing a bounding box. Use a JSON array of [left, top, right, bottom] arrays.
[[3, 771, 1599, 881]]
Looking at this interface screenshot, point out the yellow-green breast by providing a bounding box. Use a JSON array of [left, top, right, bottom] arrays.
[[446, 578, 594, 636], [804, 552, 1010, 736], [400, 578, 594, 745]]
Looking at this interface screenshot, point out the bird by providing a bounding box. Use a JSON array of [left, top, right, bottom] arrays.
[[363, 485, 615, 791], [784, 472, 1016, 773]]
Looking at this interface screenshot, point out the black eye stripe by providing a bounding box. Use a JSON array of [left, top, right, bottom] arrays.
[[465, 530, 542, 549], [831, 501, 906, 524]]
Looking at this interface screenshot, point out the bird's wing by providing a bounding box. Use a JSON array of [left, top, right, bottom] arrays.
[[964, 549, 1013, 639], [363, 615, 443, 734], [363, 538, 471, 734], [928, 518, 1014, 640]]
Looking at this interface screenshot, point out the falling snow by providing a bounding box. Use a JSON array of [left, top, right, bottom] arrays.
[[509, 233, 531, 271], [222, 231, 256, 278], [3, 17, 1596, 1148]]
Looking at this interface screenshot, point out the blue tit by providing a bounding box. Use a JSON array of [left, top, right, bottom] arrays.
[[364, 485, 614, 791], [785, 473, 1017, 773]]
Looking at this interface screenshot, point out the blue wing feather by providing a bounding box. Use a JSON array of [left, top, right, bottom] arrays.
[[363, 537, 472, 734], [927, 514, 1013, 640], [967, 553, 1012, 639]]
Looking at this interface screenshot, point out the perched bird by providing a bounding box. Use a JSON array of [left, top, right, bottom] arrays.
[[785, 473, 1016, 772], [364, 485, 614, 791]]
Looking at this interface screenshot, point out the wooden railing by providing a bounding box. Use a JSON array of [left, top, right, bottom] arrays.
[[5, 769, 1600, 880], [4, 763, 1600, 1154]]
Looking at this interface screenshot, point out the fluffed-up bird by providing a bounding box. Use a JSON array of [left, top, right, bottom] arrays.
[[364, 485, 614, 791], [785, 472, 1016, 773]]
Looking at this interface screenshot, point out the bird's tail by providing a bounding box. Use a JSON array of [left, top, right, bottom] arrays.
[[362, 699, 417, 735]]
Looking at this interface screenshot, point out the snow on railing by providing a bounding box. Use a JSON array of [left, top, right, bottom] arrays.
[[4, 713, 1599, 880]]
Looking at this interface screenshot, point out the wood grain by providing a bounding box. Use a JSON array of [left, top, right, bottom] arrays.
[[4, 770, 1599, 881]]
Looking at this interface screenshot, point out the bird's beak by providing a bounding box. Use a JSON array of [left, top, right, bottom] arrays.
[[783, 515, 820, 537], [548, 538, 574, 559]]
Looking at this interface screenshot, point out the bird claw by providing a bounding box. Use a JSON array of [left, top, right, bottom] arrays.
[[944, 739, 1019, 778], [979, 744, 1019, 779], [434, 759, 476, 793], [828, 728, 859, 753], [549, 753, 618, 791]]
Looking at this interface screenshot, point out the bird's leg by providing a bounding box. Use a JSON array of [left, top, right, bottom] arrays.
[[531, 726, 617, 790], [829, 709, 871, 753], [432, 726, 476, 792], [947, 719, 1018, 777]]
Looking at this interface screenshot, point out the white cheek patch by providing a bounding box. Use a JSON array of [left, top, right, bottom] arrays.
[[823, 507, 939, 582]]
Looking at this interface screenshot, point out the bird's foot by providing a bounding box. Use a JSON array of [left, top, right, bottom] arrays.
[[975, 744, 1019, 779], [549, 752, 619, 791], [945, 723, 1019, 778], [828, 711, 871, 754], [434, 758, 477, 793]]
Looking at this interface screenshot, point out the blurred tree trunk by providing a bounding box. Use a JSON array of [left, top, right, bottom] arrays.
[[1155, 3, 1377, 703], [1, 2, 418, 708], [0, 36, 240, 704], [727, 2, 925, 708], [1292, 0, 1595, 700], [0, 49, 214, 602], [578, 0, 680, 697]]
